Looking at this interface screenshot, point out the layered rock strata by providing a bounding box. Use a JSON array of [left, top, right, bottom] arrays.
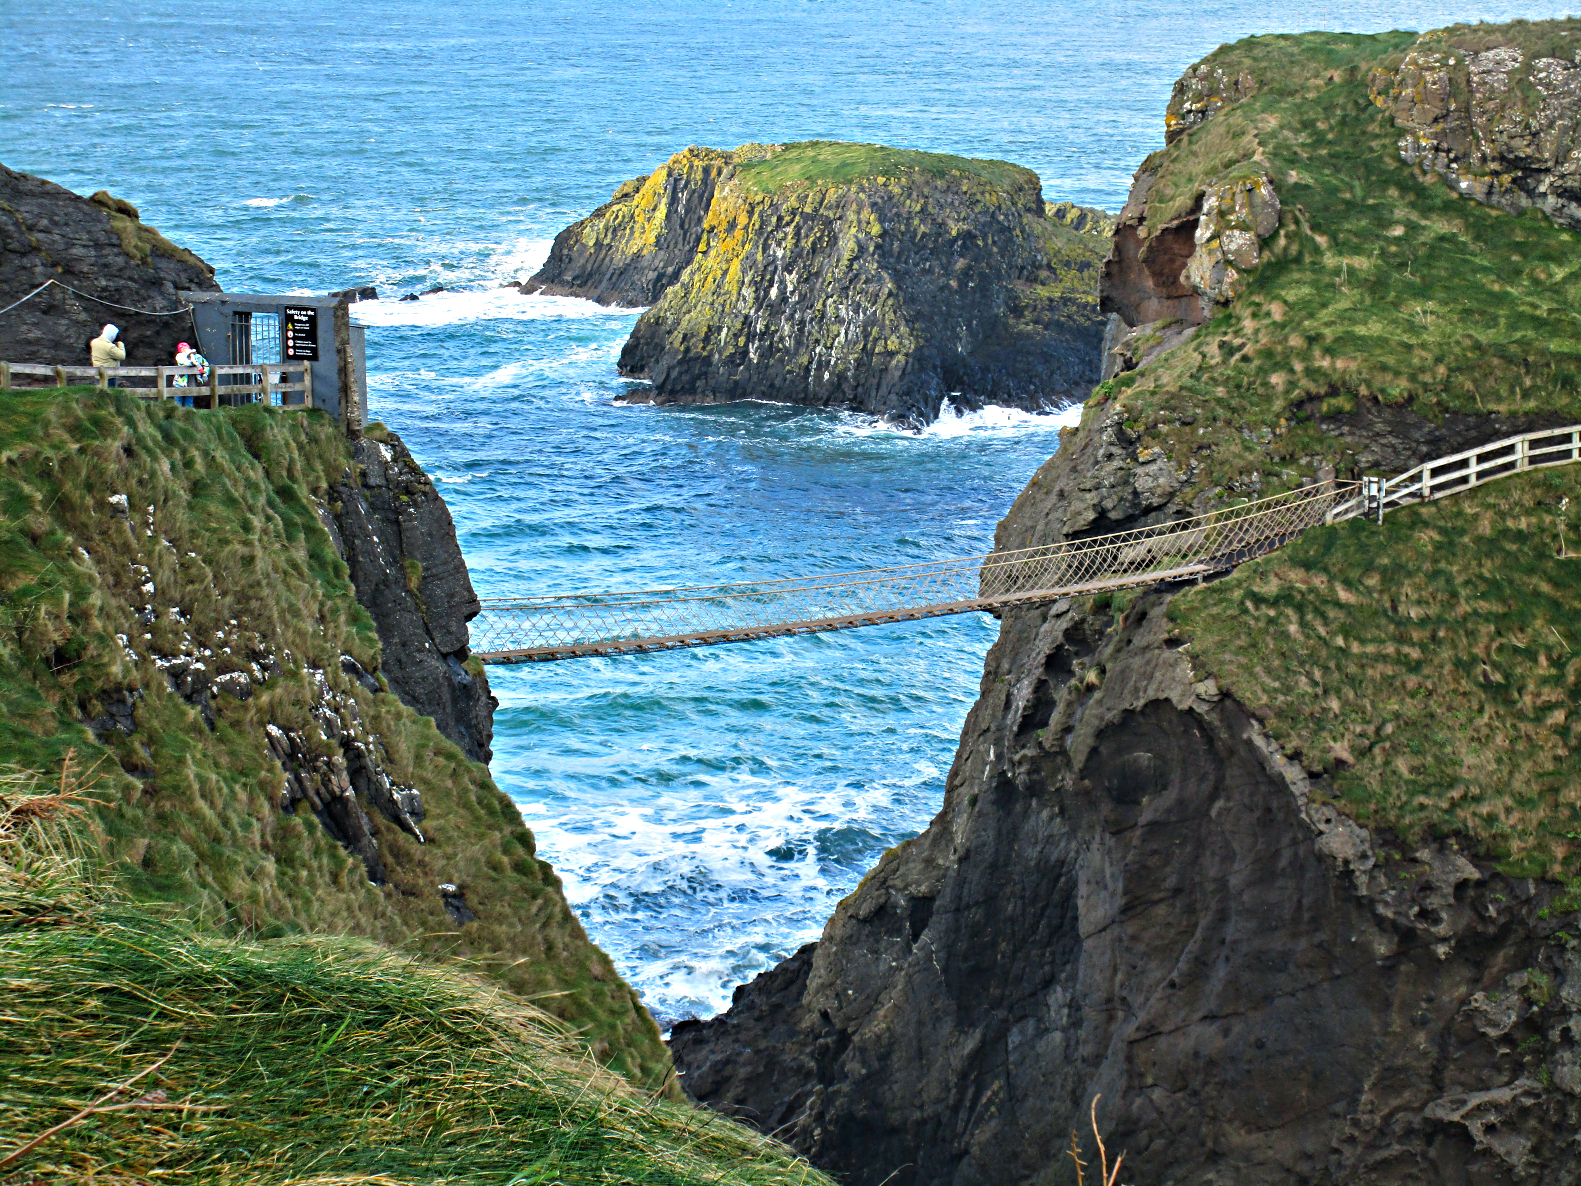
[[526, 143, 1109, 426], [0, 163, 219, 364]]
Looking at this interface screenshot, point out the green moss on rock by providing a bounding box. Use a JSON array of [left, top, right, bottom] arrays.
[[0, 388, 671, 1091]]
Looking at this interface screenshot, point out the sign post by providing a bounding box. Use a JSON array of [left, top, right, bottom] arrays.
[[283, 306, 320, 362]]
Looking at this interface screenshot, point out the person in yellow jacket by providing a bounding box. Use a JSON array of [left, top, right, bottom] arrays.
[[89, 324, 126, 386], [88, 322, 127, 387]]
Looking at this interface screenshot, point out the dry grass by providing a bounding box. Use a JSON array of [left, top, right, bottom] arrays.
[[0, 765, 831, 1186]]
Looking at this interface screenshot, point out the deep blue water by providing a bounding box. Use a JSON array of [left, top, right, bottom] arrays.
[[4, 0, 1571, 1019]]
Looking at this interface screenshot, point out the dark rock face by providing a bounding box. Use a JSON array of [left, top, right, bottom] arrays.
[[618, 165, 1105, 426], [1372, 21, 1581, 230], [520, 146, 736, 306], [526, 143, 1107, 426], [670, 576, 1581, 1185], [328, 431, 496, 765], [0, 163, 219, 366], [669, 57, 1581, 1172]]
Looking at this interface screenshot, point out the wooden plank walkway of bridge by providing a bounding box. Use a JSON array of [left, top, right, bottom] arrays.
[[470, 425, 1581, 664]]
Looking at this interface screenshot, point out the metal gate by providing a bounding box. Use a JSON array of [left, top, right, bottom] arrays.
[[227, 311, 282, 404]]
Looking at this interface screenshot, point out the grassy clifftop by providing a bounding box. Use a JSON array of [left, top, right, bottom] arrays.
[[1092, 26, 1581, 497], [0, 780, 828, 1185], [0, 388, 669, 1089], [1172, 464, 1581, 879], [1120, 25, 1581, 877], [731, 140, 1039, 198]]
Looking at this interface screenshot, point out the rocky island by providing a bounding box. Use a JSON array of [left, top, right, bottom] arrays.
[[523, 142, 1111, 425], [671, 21, 1581, 1185]]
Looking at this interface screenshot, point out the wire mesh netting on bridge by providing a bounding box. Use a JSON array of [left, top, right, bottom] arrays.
[[470, 481, 1359, 662]]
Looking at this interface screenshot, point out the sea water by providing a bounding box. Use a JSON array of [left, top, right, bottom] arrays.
[[3, 0, 1569, 1021]]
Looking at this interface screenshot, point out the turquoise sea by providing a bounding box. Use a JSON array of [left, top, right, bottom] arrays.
[[3, 0, 1571, 1021]]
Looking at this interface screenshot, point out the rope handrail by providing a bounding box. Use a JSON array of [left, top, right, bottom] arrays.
[[479, 482, 1340, 610], [0, 278, 194, 319], [470, 423, 1581, 663]]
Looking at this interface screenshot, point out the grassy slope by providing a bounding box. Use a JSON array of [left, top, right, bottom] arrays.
[[1171, 465, 1581, 878], [732, 140, 1036, 196], [1091, 28, 1581, 498], [0, 784, 829, 1185], [0, 388, 669, 1089], [1131, 26, 1581, 878]]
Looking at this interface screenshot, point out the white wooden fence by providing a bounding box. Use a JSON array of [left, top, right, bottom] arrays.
[[0, 361, 313, 408], [1327, 425, 1581, 523]]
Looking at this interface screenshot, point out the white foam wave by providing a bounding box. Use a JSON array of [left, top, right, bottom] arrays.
[[833, 398, 1086, 440], [488, 238, 554, 282], [242, 194, 313, 208], [510, 764, 934, 1015], [351, 287, 643, 329], [923, 399, 1085, 438]]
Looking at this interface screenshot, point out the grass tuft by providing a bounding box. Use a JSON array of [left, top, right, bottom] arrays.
[[0, 388, 670, 1088], [0, 774, 831, 1185], [733, 140, 1038, 199]]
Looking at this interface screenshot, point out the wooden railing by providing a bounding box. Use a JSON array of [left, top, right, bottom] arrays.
[[1327, 425, 1581, 523], [0, 361, 313, 407]]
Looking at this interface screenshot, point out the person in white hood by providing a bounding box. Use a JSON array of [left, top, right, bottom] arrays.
[[89, 324, 126, 385]]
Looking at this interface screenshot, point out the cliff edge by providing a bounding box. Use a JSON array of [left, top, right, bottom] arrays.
[[0, 386, 670, 1090], [526, 142, 1109, 426], [0, 164, 219, 365], [671, 23, 1581, 1184]]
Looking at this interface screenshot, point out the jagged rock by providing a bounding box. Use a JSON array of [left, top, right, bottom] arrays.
[[670, 583, 1581, 1185], [340, 653, 380, 695], [528, 143, 1108, 425], [1101, 165, 1281, 332], [437, 882, 477, 925], [669, 26, 1581, 1184], [212, 671, 252, 701], [1100, 169, 1206, 328], [329, 285, 378, 302], [0, 163, 219, 366], [1372, 23, 1581, 229], [86, 688, 141, 735], [1099, 314, 1199, 381], [266, 722, 385, 883], [519, 146, 737, 306], [329, 431, 496, 764], [1046, 200, 1117, 237], [1165, 60, 1258, 144], [1181, 171, 1281, 305]]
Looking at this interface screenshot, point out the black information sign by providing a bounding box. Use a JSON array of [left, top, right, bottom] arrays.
[[283, 306, 319, 361]]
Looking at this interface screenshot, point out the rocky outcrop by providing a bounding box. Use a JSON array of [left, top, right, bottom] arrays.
[[0, 163, 218, 365], [1100, 167, 1280, 367], [528, 142, 1108, 426], [670, 401, 1581, 1186], [1371, 21, 1581, 230], [327, 430, 495, 765], [519, 146, 738, 306], [1165, 59, 1258, 144], [670, 24, 1581, 1185], [672, 575, 1581, 1186]]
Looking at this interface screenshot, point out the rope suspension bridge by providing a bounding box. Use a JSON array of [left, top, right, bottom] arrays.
[[470, 425, 1581, 663]]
